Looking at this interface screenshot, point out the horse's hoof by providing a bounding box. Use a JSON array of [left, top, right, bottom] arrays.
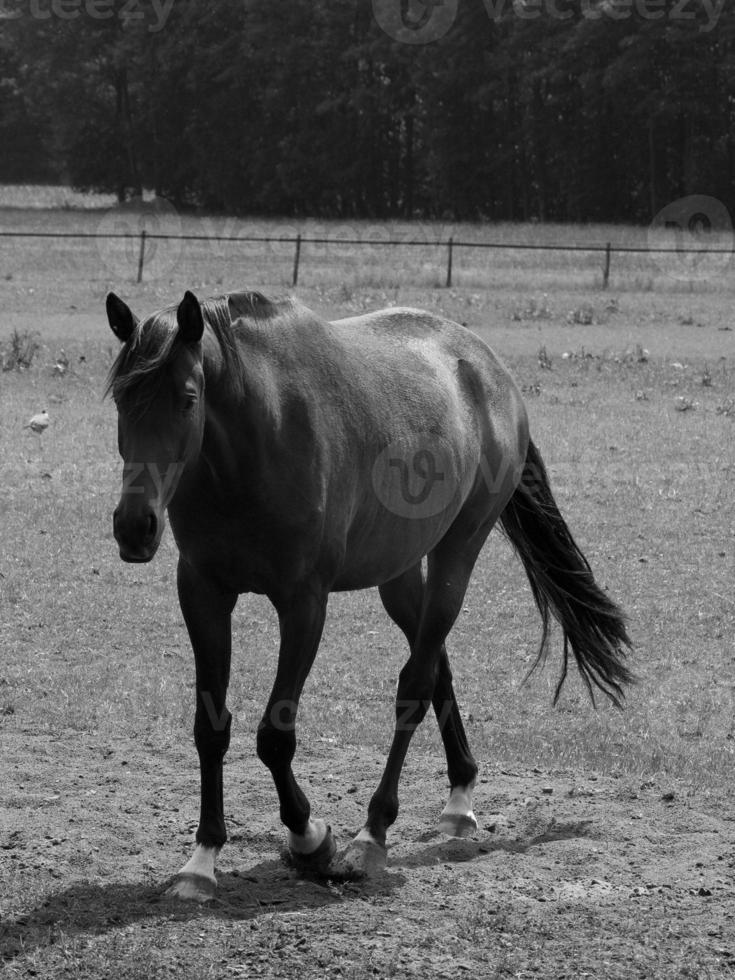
[[166, 872, 216, 902], [329, 838, 388, 881], [438, 812, 478, 838], [288, 825, 338, 878]]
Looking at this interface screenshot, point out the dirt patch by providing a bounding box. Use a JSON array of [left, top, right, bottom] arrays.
[[1, 731, 733, 978]]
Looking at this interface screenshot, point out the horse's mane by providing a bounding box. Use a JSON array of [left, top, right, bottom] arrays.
[[105, 291, 276, 412]]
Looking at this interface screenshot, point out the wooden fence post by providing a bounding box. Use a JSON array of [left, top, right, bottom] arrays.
[[602, 242, 611, 289], [292, 234, 302, 286], [446, 236, 454, 288], [136, 229, 147, 283]]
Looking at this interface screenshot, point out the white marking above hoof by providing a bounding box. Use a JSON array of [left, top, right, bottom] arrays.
[[288, 817, 329, 856], [439, 784, 478, 838], [168, 844, 218, 900]]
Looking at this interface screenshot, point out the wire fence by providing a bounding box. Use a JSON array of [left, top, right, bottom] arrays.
[[1, 227, 732, 290]]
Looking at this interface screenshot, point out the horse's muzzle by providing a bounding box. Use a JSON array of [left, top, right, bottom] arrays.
[[113, 505, 160, 563]]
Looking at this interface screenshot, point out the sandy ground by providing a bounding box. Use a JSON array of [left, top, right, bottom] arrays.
[[1, 731, 733, 978]]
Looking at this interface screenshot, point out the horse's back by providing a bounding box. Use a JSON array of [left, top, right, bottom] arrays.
[[226, 298, 526, 454], [329, 306, 489, 359], [329, 307, 515, 387], [327, 306, 527, 445]]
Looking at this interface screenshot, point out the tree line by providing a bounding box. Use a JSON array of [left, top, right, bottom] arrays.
[[1, 0, 733, 223]]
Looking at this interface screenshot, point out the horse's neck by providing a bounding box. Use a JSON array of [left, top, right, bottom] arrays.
[[199, 331, 265, 484]]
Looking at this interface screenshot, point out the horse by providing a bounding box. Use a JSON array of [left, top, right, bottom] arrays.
[[105, 288, 632, 900]]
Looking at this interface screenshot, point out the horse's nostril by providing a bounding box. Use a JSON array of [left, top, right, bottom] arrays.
[[145, 512, 157, 542]]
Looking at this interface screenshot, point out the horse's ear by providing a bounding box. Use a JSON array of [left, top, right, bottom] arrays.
[[176, 290, 204, 345], [106, 292, 138, 343]]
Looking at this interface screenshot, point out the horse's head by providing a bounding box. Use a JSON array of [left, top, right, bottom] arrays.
[[106, 290, 206, 562]]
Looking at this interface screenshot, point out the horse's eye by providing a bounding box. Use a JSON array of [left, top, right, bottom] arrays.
[[182, 396, 197, 415]]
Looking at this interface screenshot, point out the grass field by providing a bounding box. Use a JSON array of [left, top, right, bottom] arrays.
[[1, 192, 734, 978]]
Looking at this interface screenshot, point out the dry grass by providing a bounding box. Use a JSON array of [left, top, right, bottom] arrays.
[[1, 224, 733, 787], [0, 185, 119, 209], [1, 204, 734, 979]]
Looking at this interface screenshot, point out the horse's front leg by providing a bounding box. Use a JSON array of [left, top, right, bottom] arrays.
[[257, 586, 336, 874], [168, 558, 237, 901]]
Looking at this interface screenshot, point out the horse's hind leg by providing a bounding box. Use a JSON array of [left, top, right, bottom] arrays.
[[378, 564, 479, 838], [339, 549, 482, 876], [433, 653, 479, 837]]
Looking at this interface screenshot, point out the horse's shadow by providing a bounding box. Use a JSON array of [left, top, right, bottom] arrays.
[[0, 822, 592, 964], [0, 855, 403, 964], [399, 819, 595, 869]]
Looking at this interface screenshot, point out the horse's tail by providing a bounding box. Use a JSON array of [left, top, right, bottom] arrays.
[[499, 437, 633, 708]]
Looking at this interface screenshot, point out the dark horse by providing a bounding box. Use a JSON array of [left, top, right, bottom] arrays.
[[105, 289, 632, 899]]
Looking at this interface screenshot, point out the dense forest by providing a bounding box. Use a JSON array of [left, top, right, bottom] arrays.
[[1, 0, 734, 222]]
